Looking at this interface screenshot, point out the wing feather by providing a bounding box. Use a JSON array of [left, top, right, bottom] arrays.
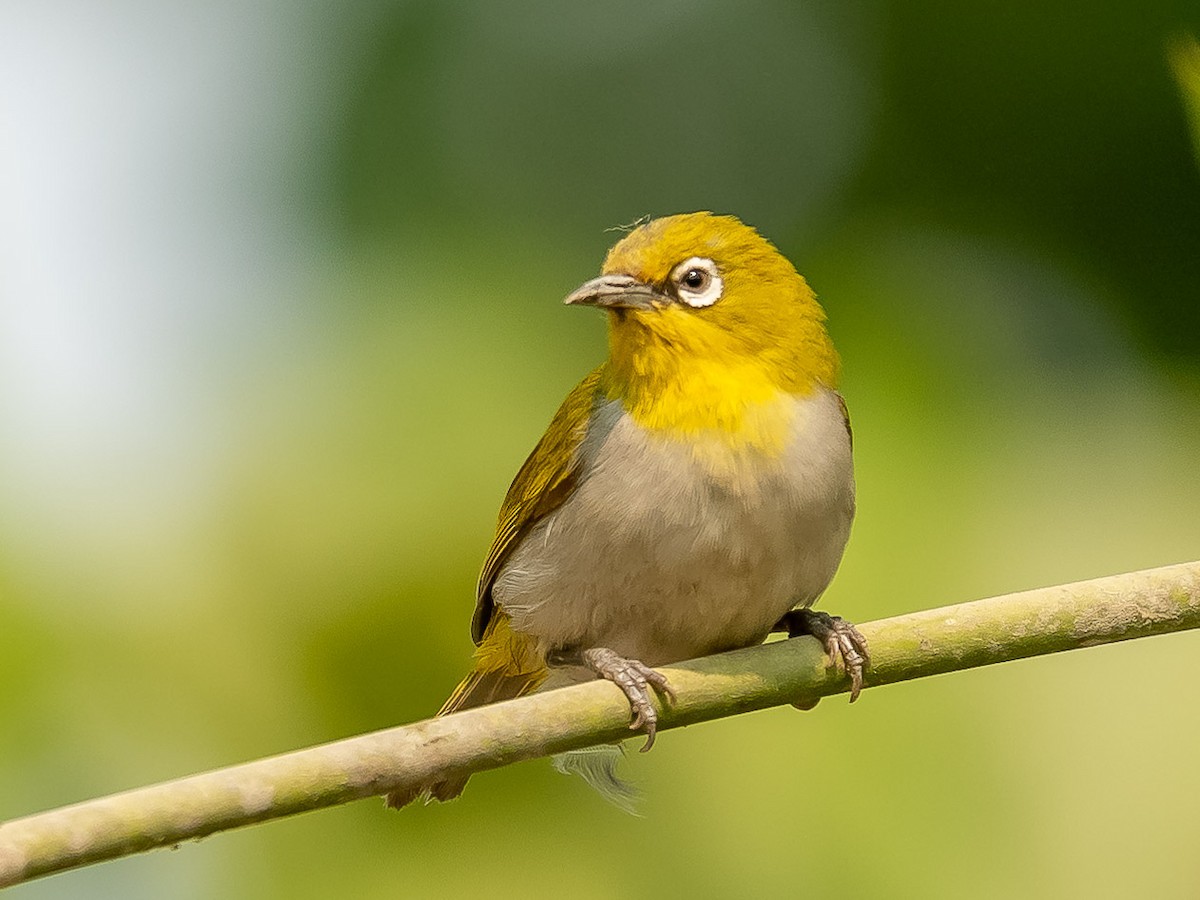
[[835, 391, 853, 448], [470, 367, 605, 643]]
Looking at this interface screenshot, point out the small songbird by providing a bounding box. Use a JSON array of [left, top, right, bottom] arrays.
[[387, 212, 866, 809]]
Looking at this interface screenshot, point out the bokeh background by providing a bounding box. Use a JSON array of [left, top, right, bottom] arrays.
[[3, 2, 1200, 898]]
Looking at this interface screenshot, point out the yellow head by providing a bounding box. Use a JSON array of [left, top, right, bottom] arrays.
[[564, 212, 838, 442]]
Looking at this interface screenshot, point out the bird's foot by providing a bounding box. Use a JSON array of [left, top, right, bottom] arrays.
[[579, 647, 676, 752], [776, 609, 870, 702]]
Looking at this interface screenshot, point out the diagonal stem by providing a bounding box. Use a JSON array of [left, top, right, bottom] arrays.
[[1, 561, 1198, 889]]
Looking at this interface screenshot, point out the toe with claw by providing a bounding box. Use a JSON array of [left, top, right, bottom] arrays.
[[776, 609, 870, 702], [580, 647, 676, 751]]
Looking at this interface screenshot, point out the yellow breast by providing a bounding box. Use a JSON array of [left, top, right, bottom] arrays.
[[599, 305, 809, 457]]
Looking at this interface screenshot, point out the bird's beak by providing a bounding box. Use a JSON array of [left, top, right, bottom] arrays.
[[563, 274, 666, 311]]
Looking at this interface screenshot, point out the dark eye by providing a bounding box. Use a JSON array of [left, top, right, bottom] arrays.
[[670, 256, 723, 307]]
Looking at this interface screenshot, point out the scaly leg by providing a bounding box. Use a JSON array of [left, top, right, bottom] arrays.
[[775, 609, 870, 702], [550, 647, 677, 751]]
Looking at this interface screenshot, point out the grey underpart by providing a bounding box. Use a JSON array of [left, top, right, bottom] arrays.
[[776, 609, 870, 702], [552, 646, 677, 751], [493, 387, 855, 666], [551, 744, 641, 816]]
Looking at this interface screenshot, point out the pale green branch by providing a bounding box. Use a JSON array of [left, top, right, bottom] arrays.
[[2, 561, 1198, 889]]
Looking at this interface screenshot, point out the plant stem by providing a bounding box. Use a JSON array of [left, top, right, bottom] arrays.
[[1, 561, 1198, 888]]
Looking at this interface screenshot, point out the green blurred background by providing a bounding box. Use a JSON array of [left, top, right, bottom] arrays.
[[3, 2, 1200, 897]]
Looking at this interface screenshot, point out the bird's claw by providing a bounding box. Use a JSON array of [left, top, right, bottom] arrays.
[[581, 647, 676, 751], [779, 609, 870, 702]]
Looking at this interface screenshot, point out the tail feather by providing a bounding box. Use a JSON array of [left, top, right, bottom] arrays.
[[386, 614, 545, 809], [435, 662, 538, 717]]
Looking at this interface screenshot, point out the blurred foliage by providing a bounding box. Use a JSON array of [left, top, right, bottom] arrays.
[[1170, 33, 1200, 166], [2, 2, 1200, 898]]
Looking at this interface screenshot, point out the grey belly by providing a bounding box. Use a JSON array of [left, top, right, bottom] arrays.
[[492, 392, 855, 666]]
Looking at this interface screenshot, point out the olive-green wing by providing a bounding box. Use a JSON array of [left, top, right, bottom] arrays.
[[470, 367, 605, 644], [835, 391, 853, 449]]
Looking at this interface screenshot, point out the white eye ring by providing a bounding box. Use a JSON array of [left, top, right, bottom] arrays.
[[671, 257, 723, 308]]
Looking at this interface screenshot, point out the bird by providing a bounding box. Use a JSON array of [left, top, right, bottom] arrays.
[[387, 211, 866, 809]]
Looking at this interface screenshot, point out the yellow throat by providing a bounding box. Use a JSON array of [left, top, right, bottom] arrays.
[[594, 213, 839, 451]]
